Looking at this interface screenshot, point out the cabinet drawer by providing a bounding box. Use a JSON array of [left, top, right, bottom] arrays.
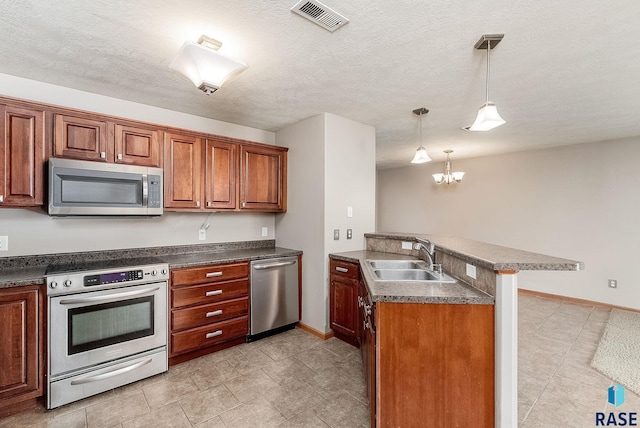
[[172, 297, 248, 331], [172, 279, 248, 309], [171, 316, 248, 355], [171, 262, 249, 286], [330, 259, 360, 280]]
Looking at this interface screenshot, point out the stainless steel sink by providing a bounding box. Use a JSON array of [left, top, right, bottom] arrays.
[[372, 268, 457, 283], [368, 260, 425, 270]]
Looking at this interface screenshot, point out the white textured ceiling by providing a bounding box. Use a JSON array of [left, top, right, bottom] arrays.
[[1, 1, 639, 168]]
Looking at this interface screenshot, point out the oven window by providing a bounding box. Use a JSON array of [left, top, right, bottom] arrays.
[[68, 296, 154, 355]]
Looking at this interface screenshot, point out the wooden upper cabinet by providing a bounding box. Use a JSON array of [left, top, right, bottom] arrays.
[[54, 113, 110, 162], [239, 144, 287, 212], [204, 139, 237, 210], [0, 105, 46, 207], [114, 123, 162, 167], [164, 132, 202, 210], [54, 113, 162, 167]]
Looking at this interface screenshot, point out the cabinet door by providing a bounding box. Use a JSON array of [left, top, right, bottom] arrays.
[[115, 123, 162, 167], [164, 132, 202, 209], [0, 287, 40, 402], [204, 139, 237, 210], [53, 113, 110, 162], [330, 276, 359, 343], [0, 105, 46, 207], [239, 144, 287, 212]]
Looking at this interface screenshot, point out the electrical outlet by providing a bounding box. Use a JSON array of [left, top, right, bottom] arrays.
[[262, 227, 268, 237], [347, 229, 352, 239], [0, 236, 7, 252], [334, 229, 340, 240], [198, 229, 206, 241], [608, 279, 618, 288], [402, 241, 413, 250], [466, 263, 477, 279]]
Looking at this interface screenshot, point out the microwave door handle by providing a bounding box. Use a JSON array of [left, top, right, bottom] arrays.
[[59, 286, 160, 305], [142, 174, 149, 207]]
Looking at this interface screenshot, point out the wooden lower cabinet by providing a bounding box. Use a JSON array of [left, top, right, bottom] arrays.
[[376, 302, 495, 427], [169, 262, 249, 364], [0, 285, 44, 416], [329, 259, 360, 347]]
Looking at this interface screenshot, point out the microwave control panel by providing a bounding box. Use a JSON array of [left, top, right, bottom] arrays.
[[148, 175, 162, 208]]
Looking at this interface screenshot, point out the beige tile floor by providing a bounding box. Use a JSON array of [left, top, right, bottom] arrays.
[[2, 291, 636, 427]]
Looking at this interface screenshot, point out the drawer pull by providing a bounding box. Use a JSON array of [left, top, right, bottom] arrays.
[[205, 290, 223, 297], [206, 310, 223, 318], [206, 271, 223, 278], [206, 330, 223, 339], [335, 267, 348, 273]]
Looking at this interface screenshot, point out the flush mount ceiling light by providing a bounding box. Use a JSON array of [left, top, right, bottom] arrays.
[[464, 34, 505, 131], [410, 107, 432, 164], [433, 150, 465, 184], [170, 35, 248, 95]]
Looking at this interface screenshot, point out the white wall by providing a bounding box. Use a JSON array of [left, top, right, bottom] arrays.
[[276, 113, 376, 333], [0, 74, 276, 257], [275, 115, 326, 334], [377, 138, 640, 310]]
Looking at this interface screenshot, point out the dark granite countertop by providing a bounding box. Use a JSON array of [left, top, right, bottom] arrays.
[[330, 250, 494, 305], [367, 233, 584, 271], [0, 241, 302, 289]]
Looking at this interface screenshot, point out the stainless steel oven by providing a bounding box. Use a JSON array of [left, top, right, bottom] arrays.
[[46, 258, 169, 409]]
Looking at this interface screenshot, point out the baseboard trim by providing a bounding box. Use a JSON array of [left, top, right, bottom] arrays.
[[519, 288, 640, 313], [298, 322, 334, 340]]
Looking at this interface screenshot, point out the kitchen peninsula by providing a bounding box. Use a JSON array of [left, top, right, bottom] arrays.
[[330, 232, 583, 428]]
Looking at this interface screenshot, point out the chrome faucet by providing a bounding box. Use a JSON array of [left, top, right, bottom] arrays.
[[413, 241, 435, 270]]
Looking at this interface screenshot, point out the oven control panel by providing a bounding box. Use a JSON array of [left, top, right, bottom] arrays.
[[46, 263, 169, 295]]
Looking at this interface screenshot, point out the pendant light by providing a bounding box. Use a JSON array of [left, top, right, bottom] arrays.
[[433, 150, 464, 184], [410, 107, 432, 164], [465, 34, 505, 131]]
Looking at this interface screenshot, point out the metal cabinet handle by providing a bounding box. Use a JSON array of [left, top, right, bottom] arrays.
[[0, 195, 3, 203], [70, 358, 152, 385], [335, 267, 348, 273], [207, 201, 212, 207], [206, 330, 223, 339], [358, 296, 364, 308], [100, 151, 106, 159], [117, 153, 123, 160], [206, 310, 223, 318], [364, 304, 372, 316], [196, 201, 201, 208], [206, 271, 223, 278], [205, 289, 223, 297]]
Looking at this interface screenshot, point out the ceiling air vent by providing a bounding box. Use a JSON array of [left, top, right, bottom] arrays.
[[291, 0, 349, 32]]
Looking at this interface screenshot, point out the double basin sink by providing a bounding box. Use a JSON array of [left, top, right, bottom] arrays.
[[367, 259, 456, 283]]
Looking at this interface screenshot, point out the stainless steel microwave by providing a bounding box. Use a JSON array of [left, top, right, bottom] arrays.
[[48, 158, 163, 216]]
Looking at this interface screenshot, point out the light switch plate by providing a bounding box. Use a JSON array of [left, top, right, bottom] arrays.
[[262, 227, 268, 237], [198, 229, 206, 241], [0, 236, 7, 251], [347, 206, 353, 218], [466, 263, 477, 279]]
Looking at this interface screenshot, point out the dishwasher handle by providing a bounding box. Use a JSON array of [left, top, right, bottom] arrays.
[[252, 260, 297, 270]]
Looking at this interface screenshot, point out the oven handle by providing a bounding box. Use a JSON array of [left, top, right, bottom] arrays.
[[59, 286, 161, 305], [70, 358, 153, 385]]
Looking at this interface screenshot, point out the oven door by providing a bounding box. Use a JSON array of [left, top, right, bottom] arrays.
[[49, 281, 167, 377]]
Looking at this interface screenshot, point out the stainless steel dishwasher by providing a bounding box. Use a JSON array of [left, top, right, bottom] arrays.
[[249, 256, 299, 340]]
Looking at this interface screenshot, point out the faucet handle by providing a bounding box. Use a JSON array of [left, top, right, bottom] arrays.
[[432, 263, 443, 277]]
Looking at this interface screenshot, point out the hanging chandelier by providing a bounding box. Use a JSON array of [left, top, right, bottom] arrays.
[[465, 34, 505, 131], [433, 150, 464, 184], [410, 107, 432, 164]]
